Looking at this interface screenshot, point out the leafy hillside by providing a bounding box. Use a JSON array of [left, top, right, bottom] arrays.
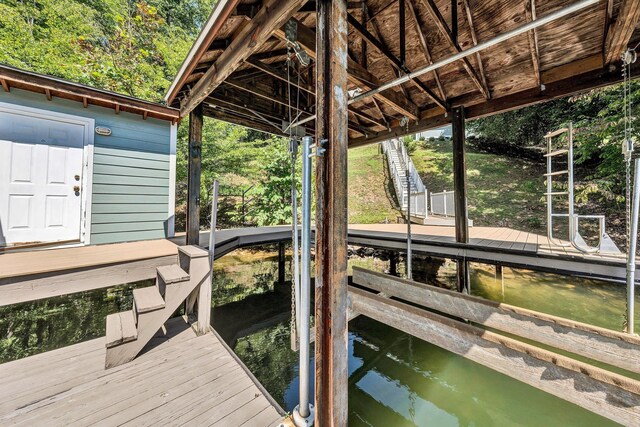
[[0, 0, 211, 101]]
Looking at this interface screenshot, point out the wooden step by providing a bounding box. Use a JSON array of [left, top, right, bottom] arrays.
[[133, 287, 165, 314], [105, 311, 137, 348], [177, 245, 209, 259], [157, 264, 189, 284]]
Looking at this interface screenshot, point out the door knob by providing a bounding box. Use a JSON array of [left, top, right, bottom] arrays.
[[75, 175, 80, 181], [73, 185, 80, 193]]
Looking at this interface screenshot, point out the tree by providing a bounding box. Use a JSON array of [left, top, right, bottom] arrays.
[[251, 139, 301, 226]]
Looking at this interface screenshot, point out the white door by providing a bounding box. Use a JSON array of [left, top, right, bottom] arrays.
[[0, 111, 86, 246]]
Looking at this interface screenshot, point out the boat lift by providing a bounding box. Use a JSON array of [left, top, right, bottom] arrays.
[[545, 123, 621, 254]]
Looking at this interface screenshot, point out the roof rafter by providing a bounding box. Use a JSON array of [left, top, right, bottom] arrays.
[[273, 17, 420, 120], [347, 11, 448, 110], [604, 0, 640, 64], [418, 0, 490, 99], [350, 56, 640, 147], [406, 0, 447, 102], [523, 0, 541, 87], [179, 0, 309, 116], [462, 0, 491, 92], [244, 57, 386, 128]]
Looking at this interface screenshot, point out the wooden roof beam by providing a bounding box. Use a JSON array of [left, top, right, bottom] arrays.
[[235, 1, 365, 15], [347, 12, 448, 110], [273, 17, 420, 119], [523, 0, 541, 87], [350, 56, 640, 147], [205, 105, 289, 136], [371, 97, 391, 128], [419, 0, 490, 99], [604, 0, 640, 64], [406, 0, 447, 101], [245, 58, 315, 95], [179, 0, 309, 117], [223, 78, 312, 114], [462, 0, 491, 91], [243, 58, 385, 127]]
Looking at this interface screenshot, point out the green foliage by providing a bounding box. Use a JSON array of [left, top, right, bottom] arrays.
[[468, 100, 574, 146], [470, 81, 640, 208], [250, 140, 301, 226], [0, 0, 212, 100]]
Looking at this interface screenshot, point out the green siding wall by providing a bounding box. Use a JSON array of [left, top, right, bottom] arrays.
[[1, 88, 174, 245]]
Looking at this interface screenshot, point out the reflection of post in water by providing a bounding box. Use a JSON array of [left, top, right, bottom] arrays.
[[389, 251, 398, 276], [348, 319, 511, 426], [495, 264, 505, 301], [278, 241, 286, 286], [212, 278, 292, 347]]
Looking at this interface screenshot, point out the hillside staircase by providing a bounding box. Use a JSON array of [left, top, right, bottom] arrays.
[[105, 245, 212, 368], [382, 139, 464, 226]]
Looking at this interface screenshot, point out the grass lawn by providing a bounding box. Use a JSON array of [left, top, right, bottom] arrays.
[[411, 139, 547, 233], [348, 145, 401, 224], [348, 139, 547, 233]]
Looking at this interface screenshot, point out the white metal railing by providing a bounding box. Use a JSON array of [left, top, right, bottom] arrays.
[[430, 190, 455, 217], [381, 139, 427, 218]]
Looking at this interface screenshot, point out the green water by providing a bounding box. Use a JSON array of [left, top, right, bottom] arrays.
[[0, 280, 153, 363], [469, 263, 640, 332], [0, 243, 635, 426], [213, 245, 632, 427]]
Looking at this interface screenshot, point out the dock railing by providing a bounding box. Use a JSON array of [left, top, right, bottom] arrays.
[[430, 190, 455, 217]]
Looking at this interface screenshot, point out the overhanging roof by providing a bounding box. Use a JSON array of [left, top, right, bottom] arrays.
[[0, 64, 180, 123], [167, 0, 640, 144]]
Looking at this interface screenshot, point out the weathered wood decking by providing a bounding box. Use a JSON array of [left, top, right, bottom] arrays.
[[1, 224, 636, 307], [0, 318, 285, 426]]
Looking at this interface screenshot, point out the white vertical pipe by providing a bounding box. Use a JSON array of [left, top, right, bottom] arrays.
[[299, 135, 312, 417], [291, 140, 301, 335], [405, 140, 412, 280], [627, 157, 639, 334], [208, 180, 219, 266]]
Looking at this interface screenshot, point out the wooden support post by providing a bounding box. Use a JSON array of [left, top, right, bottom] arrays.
[[315, 0, 349, 424], [452, 106, 469, 292], [278, 241, 286, 286], [187, 103, 204, 246]]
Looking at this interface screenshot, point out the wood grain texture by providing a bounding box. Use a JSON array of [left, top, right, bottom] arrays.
[[315, 0, 351, 423], [349, 287, 640, 426], [353, 267, 640, 374], [605, 0, 640, 64], [0, 318, 283, 426]]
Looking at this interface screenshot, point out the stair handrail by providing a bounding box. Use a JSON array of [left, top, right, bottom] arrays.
[[382, 138, 428, 218]]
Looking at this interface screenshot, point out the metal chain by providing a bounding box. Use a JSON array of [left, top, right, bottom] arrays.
[[624, 51, 633, 250], [287, 48, 298, 342]]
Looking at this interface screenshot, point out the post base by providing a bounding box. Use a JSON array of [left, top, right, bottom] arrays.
[[292, 403, 315, 426]]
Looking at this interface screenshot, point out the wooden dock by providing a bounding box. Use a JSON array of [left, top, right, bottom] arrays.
[[1, 224, 637, 307], [0, 318, 285, 426], [348, 224, 637, 283]]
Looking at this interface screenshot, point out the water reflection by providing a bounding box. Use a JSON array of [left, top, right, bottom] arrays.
[[213, 245, 624, 426], [0, 280, 152, 363]]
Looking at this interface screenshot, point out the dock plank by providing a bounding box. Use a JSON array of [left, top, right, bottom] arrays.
[[0, 318, 284, 426]]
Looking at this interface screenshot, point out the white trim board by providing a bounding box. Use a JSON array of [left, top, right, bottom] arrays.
[[167, 122, 177, 237], [0, 101, 95, 246]]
